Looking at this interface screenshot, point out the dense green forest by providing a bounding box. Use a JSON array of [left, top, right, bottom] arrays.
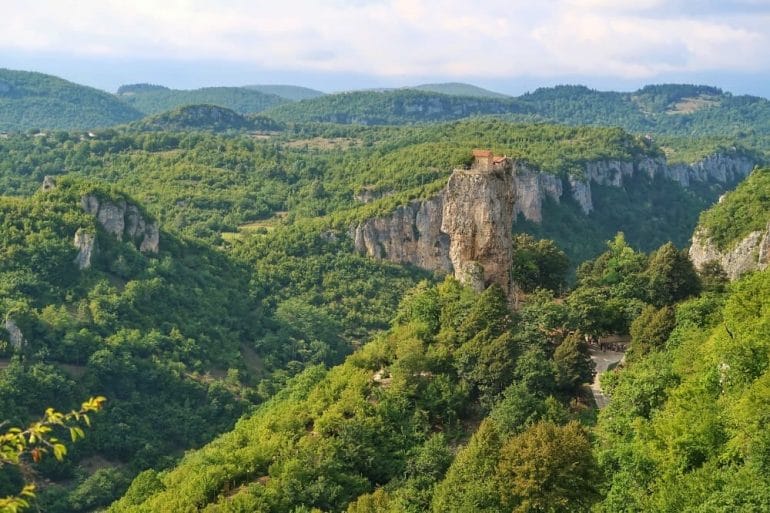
[[0, 118, 749, 269], [2, 68, 770, 513], [265, 90, 527, 124], [0, 178, 425, 511], [0, 69, 142, 131], [108, 231, 711, 512], [128, 105, 284, 133]]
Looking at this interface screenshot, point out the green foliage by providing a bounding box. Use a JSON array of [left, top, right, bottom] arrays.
[[0, 69, 141, 131], [594, 270, 770, 511], [129, 105, 284, 133], [627, 305, 676, 360], [109, 279, 586, 512], [697, 168, 770, 250], [511, 233, 570, 293], [0, 397, 105, 512], [0, 183, 380, 509], [265, 89, 528, 124], [410, 83, 511, 99], [117, 86, 288, 115], [553, 333, 596, 393], [645, 242, 701, 307], [243, 85, 325, 101], [496, 421, 599, 513]]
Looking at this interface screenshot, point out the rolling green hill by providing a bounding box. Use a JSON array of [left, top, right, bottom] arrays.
[[117, 86, 289, 115], [265, 89, 528, 124], [243, 84, 325, 101], [0, 69, 143, 131], [129, 104, 284, 132], [412, 82, 510, 98]]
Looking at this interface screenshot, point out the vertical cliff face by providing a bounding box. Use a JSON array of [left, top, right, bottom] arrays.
[[349, 151, 759, 287], [73, 228, 96, 269], [513, 163, 562, 222], [350, 154, 516, 296], [689, 223, 770, 280], [350, 197, 452, 272], [441, 159, 514, 293]]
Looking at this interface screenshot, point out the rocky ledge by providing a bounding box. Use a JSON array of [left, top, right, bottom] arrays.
[[689, 222, 770, 280]]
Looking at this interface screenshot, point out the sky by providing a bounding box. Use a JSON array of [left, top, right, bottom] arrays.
[[2, 0, 770, 97]]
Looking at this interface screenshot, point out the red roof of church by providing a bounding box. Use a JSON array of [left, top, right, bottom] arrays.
[[472, 149, 493, 158]]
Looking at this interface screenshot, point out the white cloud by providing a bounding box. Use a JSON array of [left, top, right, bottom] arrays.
[[1, 0, 769, 80]]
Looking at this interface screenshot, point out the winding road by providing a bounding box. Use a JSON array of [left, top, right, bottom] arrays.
[[589, 348, 625, 408]]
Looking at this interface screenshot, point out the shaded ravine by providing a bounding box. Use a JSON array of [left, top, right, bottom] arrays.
[[589, 348, 625, 408]]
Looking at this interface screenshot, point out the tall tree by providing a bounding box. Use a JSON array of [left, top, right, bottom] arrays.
[[646, 242, 701, 307], [553, 332, 595, 394], [496, 421, 599, 513]]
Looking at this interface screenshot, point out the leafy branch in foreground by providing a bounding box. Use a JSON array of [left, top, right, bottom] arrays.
[[0, 396, 106, 513]]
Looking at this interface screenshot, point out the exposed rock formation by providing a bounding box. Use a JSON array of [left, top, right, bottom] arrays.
[[73, 229, 96, 269], [561, 154, 755, 215], [42, 175, 56, 191], [350, 197, 451, 272], [689, 222, 770, 280], [351, 151, 514, 295], [350, 151, 758, 283], [441, 153, 514, 293], [513, 164, 562, 222], [81, 195, 159, 253], [4, 318, 24, 350]]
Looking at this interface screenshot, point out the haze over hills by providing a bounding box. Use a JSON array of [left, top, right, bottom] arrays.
[[0, 68, 142, 131], [411, 82, 511, 98], [116, 84, 289, 116], [242, 84, 325, 101]]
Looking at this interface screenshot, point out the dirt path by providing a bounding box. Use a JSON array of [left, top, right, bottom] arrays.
[[589, 348, 625, 409]]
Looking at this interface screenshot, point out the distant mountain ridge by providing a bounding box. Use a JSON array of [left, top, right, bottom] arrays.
[[243, 84, 325, 100], [116, 85, 289, 115], [5, 68, 770, 140], [411, 82, 510, 98], [0, 68, 142, 131]]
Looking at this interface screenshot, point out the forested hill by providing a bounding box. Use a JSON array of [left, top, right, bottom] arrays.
[[0, 177, 425, 511], [117, 85, 289, 115], [0, 69, 143, 131], [264, 83, 770, 147], [518, 83, 770, 137], [411, 82, 511, 98], [128, 104, 284, 133], [265, 89, 527, 124]]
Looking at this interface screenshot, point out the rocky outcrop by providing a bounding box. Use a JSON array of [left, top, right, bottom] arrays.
[[73, 229, 96, 269], [689, 222, 770, 280], [665, 154, 755, 188], [442, 160, 514, 293], [350, 197, 451, 272], [522, 153, 755, 217], [513, 164, 562, 222], [81, 195, 159, 253], [350, 152, 758, 285], [351, 154, 515, 296], [42, 175, 56, 191], [4, 318, 24, 350]]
